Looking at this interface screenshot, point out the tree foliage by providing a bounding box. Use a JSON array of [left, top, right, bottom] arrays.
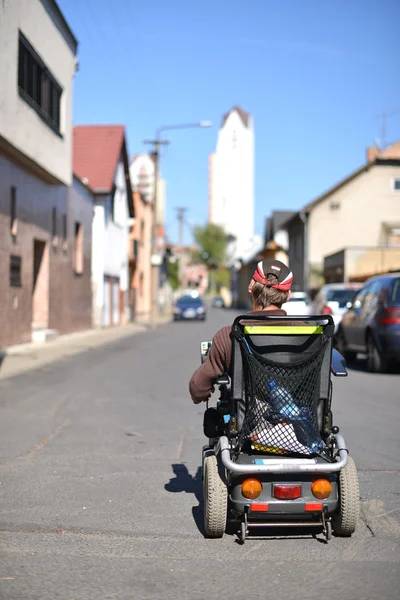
[[192, 223, 227, 268], [167, 258, 179, 290]]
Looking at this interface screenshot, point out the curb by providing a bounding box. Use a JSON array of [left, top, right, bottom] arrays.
[[0, 316, 171, 380]]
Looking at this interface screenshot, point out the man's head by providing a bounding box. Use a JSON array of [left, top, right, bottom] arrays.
[[248, 259, 293, 309]]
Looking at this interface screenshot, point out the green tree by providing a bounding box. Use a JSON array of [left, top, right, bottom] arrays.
[[192, 223, 229, 293], [167, 258, 179, 290], [192, 223, 227, 268]]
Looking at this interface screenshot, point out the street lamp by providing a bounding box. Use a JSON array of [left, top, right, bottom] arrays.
[[144, 120, 212, 329]]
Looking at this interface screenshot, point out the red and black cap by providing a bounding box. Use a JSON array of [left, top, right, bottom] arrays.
[[252, 259, 293, 291]]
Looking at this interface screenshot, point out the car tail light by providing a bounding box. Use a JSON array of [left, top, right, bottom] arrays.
[[273, 484, 302, 500], [380, 308, 400, 325], [241, 479, 263, 499], [311, 479, 332, 499], [322, 305, 332, 315]]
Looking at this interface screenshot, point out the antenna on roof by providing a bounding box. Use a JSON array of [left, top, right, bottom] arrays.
[[373, 108, 400, 149]]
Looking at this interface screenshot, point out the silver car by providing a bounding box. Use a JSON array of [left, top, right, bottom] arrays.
[[309, 283, 363, 334]]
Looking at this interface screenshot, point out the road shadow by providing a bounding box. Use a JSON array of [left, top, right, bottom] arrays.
[[164, 463, 205, 536]]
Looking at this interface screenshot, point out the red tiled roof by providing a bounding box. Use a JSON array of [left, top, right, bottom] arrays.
[[73, 125, 125, 192]]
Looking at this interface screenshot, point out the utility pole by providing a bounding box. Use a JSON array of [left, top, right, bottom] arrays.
[[175, 207, 188, 249], [175, 207, 188, 290], [143, 138, 169, 329], [143, 120, 211, 326]]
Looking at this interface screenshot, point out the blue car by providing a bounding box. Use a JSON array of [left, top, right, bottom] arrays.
[[173, 294, 206, 321], [336, 273, 400, 372]]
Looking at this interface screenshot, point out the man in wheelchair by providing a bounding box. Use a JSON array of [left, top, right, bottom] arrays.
[[189, 260, 360, 543]]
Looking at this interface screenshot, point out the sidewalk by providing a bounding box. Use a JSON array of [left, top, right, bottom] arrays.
[[0, 314, 171, 380]]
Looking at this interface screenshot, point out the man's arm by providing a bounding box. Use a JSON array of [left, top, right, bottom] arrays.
[[189, 328, 229, 404]]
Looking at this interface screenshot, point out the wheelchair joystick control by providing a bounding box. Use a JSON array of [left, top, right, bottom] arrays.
[[331, 426, 340, 434]]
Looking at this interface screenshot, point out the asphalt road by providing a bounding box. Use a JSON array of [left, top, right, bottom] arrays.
[[0, 308, 399, 600]]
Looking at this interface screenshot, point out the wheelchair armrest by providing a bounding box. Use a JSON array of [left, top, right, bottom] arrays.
[[216, 373, 230, 387], [331, 348, 348, 377]]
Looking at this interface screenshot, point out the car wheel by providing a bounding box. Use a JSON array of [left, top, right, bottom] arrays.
[[366, 333, 387, 373], [336, 328, 356, 362]]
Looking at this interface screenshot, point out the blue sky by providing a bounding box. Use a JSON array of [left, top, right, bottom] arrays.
[[59, 0, 400, 245]]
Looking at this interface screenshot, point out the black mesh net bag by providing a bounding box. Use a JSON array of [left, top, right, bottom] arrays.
[[231, 324, 331, 456]]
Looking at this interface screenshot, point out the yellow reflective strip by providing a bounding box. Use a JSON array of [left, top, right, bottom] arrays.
[[243, 326, 324, 335]]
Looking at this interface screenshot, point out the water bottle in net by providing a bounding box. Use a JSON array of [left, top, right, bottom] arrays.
[[267, 381, 322, 452]]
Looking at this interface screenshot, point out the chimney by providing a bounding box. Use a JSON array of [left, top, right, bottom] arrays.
[[366, 146, 379, 164]]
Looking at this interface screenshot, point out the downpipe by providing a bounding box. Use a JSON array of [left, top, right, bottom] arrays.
[[216, 434, 348, 474]]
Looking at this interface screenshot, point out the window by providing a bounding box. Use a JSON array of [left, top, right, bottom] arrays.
[[110, 184, 117, 222], [74, 222, 83, 274], [10, 186, 17, 237], [139, 272, 144, 296], [393, 178, 400, 192], [10, 255, 22, 287], [62, 213, 68, 251], [140, 219, 145, 247], [18, 32, 62, 133], [388, 228, 400, 246], [52, 207, 57, 243]]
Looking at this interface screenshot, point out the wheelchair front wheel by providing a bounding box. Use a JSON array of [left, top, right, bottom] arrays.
[[203, 454, 227, 538]]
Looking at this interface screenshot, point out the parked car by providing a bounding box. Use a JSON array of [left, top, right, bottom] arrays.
[[336, 273, 400, 372], [173, 293, 206, 321], [212, 296, 225, 308], [282, 291, 310, 315], [309, 283, 363, 334]]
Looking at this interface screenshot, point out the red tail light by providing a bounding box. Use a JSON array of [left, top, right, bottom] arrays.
[[380, 308, 400, 325], [273, 485, 302, 500], [322, 306, 332, 315]]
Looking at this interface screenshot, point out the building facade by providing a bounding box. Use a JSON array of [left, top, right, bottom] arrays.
[[208, 106, 255, 260], [0, 0, 93, 348], [281, 143, 400, 293], [73, 125, 134, 328]]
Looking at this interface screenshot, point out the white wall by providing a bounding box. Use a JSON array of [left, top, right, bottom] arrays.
[[92, 204, 105, 311], [308, 164, 400, 266], [0, 0, 76, 185], [91, 154, 130, 325], [211, 109, 255, 254]]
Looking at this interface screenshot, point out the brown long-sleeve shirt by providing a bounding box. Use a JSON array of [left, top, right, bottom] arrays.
[[189, 309, 288, 403]]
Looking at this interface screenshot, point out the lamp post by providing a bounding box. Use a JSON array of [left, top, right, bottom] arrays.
[[144, 120, 212, 329]]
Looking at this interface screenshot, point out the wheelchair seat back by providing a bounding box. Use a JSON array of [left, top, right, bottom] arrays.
[[230, 314, 334, 455]]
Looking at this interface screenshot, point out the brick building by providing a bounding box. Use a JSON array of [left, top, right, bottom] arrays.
[[0, 0, 93, 348]]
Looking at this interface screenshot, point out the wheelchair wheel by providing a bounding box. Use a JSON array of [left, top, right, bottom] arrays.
[[332, 456, 360, 537], [203, 454, 227, 538]]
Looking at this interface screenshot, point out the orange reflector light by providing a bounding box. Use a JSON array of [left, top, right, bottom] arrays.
[[273, 484, 301, 500], [241, 478, 263, 499], [250, 503, 269, 512], [311, 479, 332, 499], [305, 503, 323, 512]]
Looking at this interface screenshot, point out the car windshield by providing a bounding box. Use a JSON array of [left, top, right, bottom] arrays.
[[177, 296, 202, 306], [326, 289, 360, 307], [287, 296, 307, 303]]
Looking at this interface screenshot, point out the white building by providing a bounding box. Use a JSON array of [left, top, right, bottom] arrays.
[[73, 125, 134, 327], [209, 106, 256, 260], [0, 0, 77, 185]]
